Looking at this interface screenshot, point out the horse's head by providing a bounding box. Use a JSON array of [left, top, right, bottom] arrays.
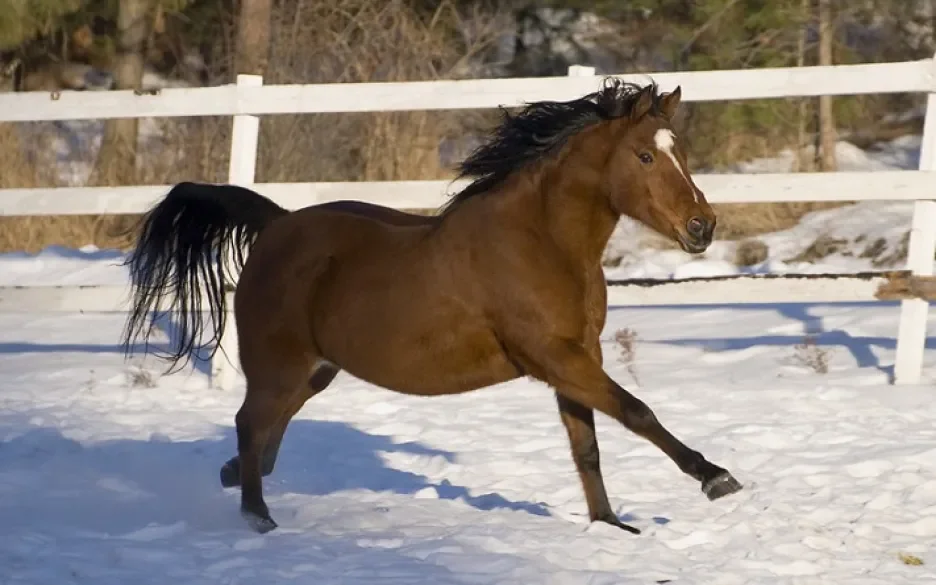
[[601, 83, 715, 254], [445, 78, 715, 255]]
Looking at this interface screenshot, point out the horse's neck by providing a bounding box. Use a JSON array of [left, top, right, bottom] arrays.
[[533, 161, 619, 270], [449, 132, 619, 270]]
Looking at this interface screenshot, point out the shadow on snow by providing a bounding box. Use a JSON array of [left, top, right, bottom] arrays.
[[610, 301, 935, 381], [0, 418, 550, 539]]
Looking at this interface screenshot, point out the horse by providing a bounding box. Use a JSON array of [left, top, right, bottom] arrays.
[[121, 78, 742, 535]]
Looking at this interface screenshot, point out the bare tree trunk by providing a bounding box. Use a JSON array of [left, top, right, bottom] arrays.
[[92, 0, 157, 186], [817, 0, 836, 171], [928, 0, 936, 53], [231, 0, 272, 183], [794, 0, 811, 172], [235, 0, 273, 77]]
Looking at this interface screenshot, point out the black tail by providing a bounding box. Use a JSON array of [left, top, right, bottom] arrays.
[[121, 182, 289, 372]]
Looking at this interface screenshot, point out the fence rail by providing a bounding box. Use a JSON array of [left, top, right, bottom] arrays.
[[0, 56, 934, 388], [2, 170, 935, 216], [4, 272, 931, 313], [0, 59, 933, 122]]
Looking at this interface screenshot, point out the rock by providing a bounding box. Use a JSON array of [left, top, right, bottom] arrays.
[[734, 239, 769, 266]]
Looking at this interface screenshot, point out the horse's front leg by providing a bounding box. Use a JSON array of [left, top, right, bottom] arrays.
[[521, 339, 742, 504], [556, 394, 640, 534]]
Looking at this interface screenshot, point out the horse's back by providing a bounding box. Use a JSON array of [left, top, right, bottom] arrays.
[[312, 200, 440, 227]]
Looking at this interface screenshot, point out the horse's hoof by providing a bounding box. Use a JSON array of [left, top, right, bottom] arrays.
[[220, 460, 240, 488], [242, 508, 278, 534], [702, 472, 743, 501], [596, 514, 641, 535]]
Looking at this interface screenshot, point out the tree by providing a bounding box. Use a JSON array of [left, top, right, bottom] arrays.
[[0, 0, 83, 51], [235, 0, 272, 77], [91, 0, 159, 185], [793, 0, 811, 172], [817, 0, 836, 171]]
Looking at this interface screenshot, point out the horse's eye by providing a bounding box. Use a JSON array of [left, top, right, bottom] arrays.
[[638, 152, 654, 164]]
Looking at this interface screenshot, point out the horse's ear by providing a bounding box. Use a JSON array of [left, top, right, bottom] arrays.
[[630, 85, 655, 121], [660, 86, 682, 120]]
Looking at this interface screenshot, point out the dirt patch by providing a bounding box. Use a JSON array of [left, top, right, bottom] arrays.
[[872, 231, 910, 268], [712, 202, 847, 241], [787, 235, 849, 263], [859, 237, 888, 261]]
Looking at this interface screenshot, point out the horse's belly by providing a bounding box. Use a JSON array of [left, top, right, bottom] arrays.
[[315, 300, 520, 395], [373, 336, 521, 396]]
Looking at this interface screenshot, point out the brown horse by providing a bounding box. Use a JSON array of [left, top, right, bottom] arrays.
[[122, 79, 741, 535]]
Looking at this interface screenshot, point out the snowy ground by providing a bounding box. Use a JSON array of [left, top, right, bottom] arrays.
[[3, 133, 936, 583], [2, 288, 935, 584]]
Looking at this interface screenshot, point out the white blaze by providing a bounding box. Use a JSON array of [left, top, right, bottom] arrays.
[[653, 128, 698, 203]]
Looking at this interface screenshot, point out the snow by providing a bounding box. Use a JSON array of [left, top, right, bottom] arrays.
[[3, 291, 936, 584], [2, 134, 936, 583]]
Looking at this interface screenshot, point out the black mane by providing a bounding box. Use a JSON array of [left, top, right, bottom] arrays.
[[441, 78, 665, 213]]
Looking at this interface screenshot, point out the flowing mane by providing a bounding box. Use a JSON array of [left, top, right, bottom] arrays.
[[441, 78, 666, 213]]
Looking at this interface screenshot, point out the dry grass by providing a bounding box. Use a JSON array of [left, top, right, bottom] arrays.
[[897, 552, 924, 566], [0, 114, 234, 252], [712, 202, 846, 241], [251, 0, 505, 185], [0, 214, 138, 253], [613, 327, 640, 384], [125, 364, 158, 389], [793, 335, 831, 374], [0, 120, 135, 252]]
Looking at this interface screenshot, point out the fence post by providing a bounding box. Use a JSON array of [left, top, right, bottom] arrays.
[[893, 52, 936, 385], [211, 73, 263, 390], [567, 64, 596, 78]]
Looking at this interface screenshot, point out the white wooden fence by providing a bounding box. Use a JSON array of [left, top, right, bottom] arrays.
[[0, 56, 934, 389]]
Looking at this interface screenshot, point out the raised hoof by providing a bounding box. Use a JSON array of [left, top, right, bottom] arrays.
[[702, 472, 743, 501], [219, 460, 240, 488], [242, 508, 278, 534], [596, 515, 641, 535]]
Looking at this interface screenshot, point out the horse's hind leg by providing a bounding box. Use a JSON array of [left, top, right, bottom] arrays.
[[220, 362, 339, 487], [231, 357, 315, 534], [233, 381, 286, 533], [262, 363, 340, 475]]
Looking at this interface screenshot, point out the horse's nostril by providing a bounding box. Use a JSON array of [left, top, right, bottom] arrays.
[[687, 217, 705, 238]]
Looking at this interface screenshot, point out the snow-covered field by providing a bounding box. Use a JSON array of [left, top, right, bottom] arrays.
[[2, 134, 936, 584], [2, 276, 935, 584]]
